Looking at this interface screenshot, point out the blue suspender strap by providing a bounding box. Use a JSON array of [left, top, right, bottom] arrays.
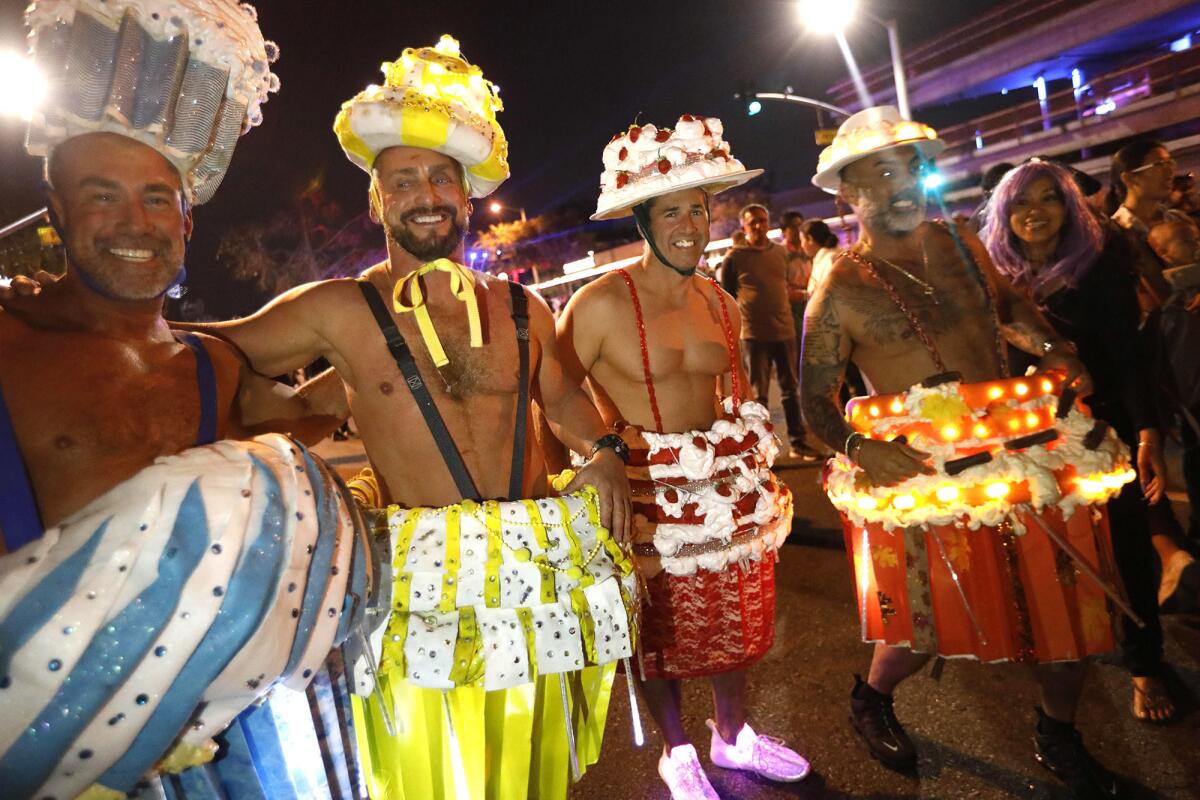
[[0, 378, 44, 552], [176, 333, 219, 447]]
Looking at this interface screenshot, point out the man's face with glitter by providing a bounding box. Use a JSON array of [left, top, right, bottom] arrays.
[[371, 146, 469, 262], [839, 145, 927, 238]]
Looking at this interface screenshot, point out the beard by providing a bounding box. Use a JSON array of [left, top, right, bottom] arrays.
[[857, 188, 926, 237], [385, 205, 467, 262], [68, 235, 182, 301]]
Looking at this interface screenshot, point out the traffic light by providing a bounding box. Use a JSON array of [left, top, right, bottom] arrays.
[[735, 81, 761, 116]]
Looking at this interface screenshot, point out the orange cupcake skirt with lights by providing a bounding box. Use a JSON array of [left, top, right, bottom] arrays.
[[825, 374, 1131, 662]]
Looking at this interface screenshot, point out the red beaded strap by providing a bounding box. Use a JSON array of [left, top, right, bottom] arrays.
[[707, 276, 741, 411], [616, 268, 666, 432]]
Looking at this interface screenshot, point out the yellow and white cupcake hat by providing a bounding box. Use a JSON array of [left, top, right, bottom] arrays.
[[25, 0, 280, 205], [334, 35, 509, 199]]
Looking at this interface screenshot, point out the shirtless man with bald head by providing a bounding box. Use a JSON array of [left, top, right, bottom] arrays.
[[0, 132, 339, 543], [801, 108, 1122, 800]]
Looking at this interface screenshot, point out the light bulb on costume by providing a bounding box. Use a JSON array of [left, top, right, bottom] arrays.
[[630, 193, 710, 277]]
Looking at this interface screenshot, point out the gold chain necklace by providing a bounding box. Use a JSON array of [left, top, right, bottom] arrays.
[[855, 246, 938, 304]]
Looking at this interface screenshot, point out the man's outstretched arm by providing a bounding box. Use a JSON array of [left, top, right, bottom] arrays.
[[177, 280, 342, 378]]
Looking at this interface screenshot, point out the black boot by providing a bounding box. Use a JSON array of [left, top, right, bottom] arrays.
[[1032, 707, 1121, 799], [849, 673, 917, 771]]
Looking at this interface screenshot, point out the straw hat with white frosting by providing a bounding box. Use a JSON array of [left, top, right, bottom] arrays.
[[812, 105, 943, 194], [334, 35, 508, 199]]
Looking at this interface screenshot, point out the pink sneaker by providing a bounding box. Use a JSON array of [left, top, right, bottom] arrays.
[[657, 743, 720, 800], [707, 719, 810, 782]]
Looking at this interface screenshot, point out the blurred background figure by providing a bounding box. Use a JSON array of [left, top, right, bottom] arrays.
[[782, 210, 812, 345], [969, 161, 1014, 230], [723, 203, 820, 461], [1168, 172, 1200, 222]]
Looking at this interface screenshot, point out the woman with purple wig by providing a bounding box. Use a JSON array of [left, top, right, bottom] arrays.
[[981, 159, 1176, 723]]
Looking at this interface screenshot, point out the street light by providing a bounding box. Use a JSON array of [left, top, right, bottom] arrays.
[[0, 49, 47, 120], [796, 0, 910, 120], [489, 201, 527, 222], [752, 92, 851, 118], [797, 0, 858, 34]]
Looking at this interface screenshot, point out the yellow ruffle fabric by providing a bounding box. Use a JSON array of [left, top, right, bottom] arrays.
[[351, 664, 616, 800]]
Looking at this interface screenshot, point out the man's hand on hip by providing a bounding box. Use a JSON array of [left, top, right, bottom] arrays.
[[565, 448, 632, 547]]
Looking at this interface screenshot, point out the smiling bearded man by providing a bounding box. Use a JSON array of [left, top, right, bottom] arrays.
[[167, 35, 637, 800]]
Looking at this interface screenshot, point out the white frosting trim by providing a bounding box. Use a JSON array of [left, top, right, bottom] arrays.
[[634, 400, 793, 576]]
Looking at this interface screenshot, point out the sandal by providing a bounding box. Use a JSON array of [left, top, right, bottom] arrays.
[[1131, 675, 1175, 723]]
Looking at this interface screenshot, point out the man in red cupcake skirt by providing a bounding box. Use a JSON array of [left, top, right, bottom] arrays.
[[557, 115, 808, 799], [801, 107, 1139, 800]]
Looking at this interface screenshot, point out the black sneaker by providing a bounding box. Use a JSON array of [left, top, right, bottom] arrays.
[[849, 673, 917, 771], [1032, 708, 1121, 799]]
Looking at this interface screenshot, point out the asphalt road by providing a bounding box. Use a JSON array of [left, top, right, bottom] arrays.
[[568, 460, 1200, 800]]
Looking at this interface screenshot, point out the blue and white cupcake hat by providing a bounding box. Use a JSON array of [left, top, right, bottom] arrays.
[[24, 0, 280, 204]]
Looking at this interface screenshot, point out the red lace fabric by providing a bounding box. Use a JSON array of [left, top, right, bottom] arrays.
[[640, 555, 776, 680]]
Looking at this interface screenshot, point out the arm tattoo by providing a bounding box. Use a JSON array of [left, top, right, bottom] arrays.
[[800, 290, 856, 452]]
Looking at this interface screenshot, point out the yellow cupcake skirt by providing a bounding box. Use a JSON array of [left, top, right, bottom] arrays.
[[346, 485, 638, 799]]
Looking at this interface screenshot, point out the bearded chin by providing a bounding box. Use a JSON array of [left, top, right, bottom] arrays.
[[863, 200, 924, 237], [387, 218, 466, 262]]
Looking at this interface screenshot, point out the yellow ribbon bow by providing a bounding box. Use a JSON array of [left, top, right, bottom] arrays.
[[392, 258, 483, 368]]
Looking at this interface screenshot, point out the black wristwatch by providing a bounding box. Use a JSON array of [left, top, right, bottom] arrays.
[[590, 433, 630, 464]]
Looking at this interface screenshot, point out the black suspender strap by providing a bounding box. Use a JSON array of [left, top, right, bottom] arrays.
[[507, 281, 530, 501], [356, 280, 482, 501]]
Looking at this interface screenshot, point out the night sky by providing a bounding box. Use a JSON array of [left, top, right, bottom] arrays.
[[0, 0, 998, 311]]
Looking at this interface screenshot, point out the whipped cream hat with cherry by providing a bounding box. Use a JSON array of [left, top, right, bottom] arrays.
[[592, 115, 762, 220], [334, 34, 508, 199], [592, 115, 761, 273], [25, 0, 280, 205]]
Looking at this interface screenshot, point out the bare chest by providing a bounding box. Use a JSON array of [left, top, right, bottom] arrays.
[[0, 329, 233, 523], [604, 289, 733, 384], [333, 286, 535, 504], [337, 287, 526, 402], [845, 257, 992, 345]]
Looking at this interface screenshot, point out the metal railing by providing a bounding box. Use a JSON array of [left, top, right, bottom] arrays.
[[828, 0, 1096, 104], [935, 46, 1200, 162]]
